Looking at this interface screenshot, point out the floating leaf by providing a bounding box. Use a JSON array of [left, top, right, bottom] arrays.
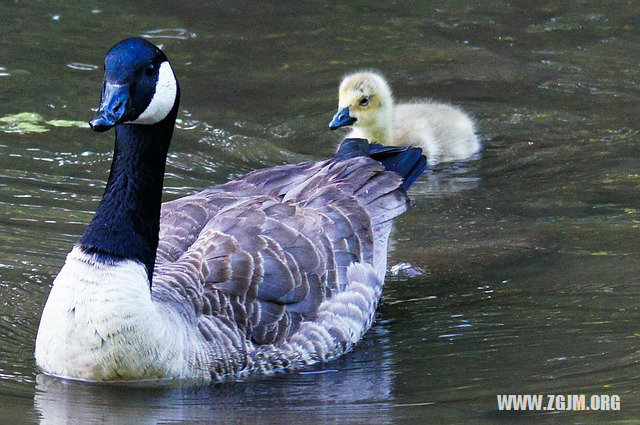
[[0, 112, 44, 123], [0, 112, 48, 133], [1, 122, 49, 133], [0, 112, 89, 133], [46, 119, 90, 128], [590, 251, 628, 256]]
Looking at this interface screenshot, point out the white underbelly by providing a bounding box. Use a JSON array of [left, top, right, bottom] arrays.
[[35, 247, 206, 381]]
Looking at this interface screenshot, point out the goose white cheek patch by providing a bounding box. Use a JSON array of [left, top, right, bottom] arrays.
[[133, 61, 177, 125]]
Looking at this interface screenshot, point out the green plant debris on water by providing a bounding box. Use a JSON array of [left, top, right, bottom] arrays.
[[46, 119, 89, 128], [590, 251, 629, 257], [600, 173, 640, 184], [0, 112, 89, 134]]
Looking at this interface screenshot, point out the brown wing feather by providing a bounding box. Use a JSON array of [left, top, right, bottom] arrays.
[[153, 156, 407, 361]]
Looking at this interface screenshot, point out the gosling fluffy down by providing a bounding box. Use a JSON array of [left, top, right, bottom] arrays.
[[329, 71, 481, 166]]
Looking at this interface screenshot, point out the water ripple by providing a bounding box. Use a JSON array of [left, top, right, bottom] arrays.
[[66, 63, 98, 71], [142, 28, 196, 40]]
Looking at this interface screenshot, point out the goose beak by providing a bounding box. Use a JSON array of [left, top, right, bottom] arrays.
[[329, 107, 356, 130], [89, 83, 132, 132]]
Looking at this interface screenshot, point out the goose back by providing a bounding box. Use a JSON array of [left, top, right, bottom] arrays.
[[152, 152, 413, 379]]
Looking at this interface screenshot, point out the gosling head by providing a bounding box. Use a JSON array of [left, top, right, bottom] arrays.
[[89, 37, 179, 132], [329, 71, 394, 143]]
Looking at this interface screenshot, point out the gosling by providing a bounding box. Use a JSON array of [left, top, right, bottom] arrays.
[[329, 71, 481, 166]]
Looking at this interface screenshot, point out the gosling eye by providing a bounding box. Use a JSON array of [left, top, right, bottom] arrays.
[[144, 63, 156, 77], [359, 96, 370, 107]]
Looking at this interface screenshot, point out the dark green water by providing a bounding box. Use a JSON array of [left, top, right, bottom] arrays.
[[0, 1, 638, 423]]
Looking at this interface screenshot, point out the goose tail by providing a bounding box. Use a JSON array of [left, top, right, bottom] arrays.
[[335, 138, 426, 190]]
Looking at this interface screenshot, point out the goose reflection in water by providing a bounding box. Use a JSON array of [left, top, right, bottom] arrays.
[[34, 327, 394, 425]]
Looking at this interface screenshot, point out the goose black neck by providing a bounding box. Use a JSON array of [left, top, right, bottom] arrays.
[[79, 104, 179, 284]]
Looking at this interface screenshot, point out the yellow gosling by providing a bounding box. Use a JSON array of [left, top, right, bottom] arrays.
[[329, 71, 481, 166]]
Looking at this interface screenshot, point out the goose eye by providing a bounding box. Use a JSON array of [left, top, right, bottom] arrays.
[[144, 64, 155, 77], [359, 97, 370, 106]]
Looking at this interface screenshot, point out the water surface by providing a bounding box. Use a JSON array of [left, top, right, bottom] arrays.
[[0, 1, 639, 423]]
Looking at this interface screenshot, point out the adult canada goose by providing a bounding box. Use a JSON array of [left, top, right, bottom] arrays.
[[329, 70, 481, 166], [35, 38, 427, 383]]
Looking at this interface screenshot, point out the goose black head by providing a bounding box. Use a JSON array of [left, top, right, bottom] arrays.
[[89, 38, 179, 132]]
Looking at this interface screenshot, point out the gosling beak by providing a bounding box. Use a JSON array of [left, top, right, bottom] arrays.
[[89, 83, 133, 132], [329, 107, 356, 130]]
